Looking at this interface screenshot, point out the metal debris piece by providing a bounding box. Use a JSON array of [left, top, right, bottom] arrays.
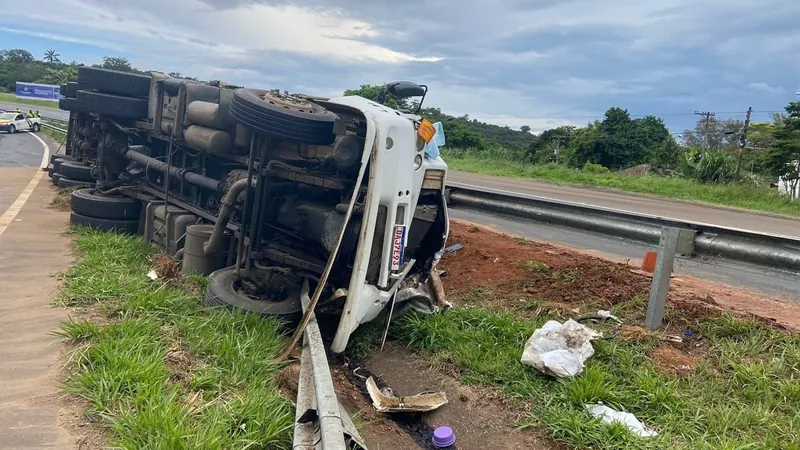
[[366, 377, 447, 413], [443, 243, 463, 254]]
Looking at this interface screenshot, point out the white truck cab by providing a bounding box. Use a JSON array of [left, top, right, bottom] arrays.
[[324, 87, 450, 353]]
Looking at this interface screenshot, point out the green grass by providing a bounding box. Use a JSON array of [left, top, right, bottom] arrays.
[[393, 305, 800, 449], [443, 148, 800, 217], [0, 92, 62, 109], [41, 122, 67, 143], [56, 228, 294, 449]]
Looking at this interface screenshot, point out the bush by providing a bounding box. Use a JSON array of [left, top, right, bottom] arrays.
[[582, 161, 610, 174], [678, 148, 736, 184]]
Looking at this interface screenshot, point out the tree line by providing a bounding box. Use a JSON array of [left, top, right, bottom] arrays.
[[0, 48, 194, 93], [346, 84, 800, 187]]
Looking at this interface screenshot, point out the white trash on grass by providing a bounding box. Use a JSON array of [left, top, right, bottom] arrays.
[[520, 319, 601, 378], [584, 403, 658, 438]]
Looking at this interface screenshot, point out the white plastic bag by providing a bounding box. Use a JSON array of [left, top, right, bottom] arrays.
[[584, 403, 658, 438], [520, 319, 600, 378]]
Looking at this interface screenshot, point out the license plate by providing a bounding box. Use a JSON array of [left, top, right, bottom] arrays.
[[390, 225, 407, 271]]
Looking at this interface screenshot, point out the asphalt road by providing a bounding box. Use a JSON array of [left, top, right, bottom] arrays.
[[0, 130, 49, 169], [0, 101, 68, 121], [449, 171, 800, 238]]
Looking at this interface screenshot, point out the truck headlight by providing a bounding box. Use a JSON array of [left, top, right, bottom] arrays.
[[422, 169, 445, 190]]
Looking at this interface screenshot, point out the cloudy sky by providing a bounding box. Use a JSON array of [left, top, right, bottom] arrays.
[[3, 0, 799, 134]]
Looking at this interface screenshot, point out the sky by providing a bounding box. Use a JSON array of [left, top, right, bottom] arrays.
[[3, 0, 800, 135]]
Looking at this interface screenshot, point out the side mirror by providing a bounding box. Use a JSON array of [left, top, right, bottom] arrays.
[[387, 81, 426, 98]]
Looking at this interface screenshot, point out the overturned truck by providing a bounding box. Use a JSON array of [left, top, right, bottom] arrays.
[[55, 68, 449, 352]]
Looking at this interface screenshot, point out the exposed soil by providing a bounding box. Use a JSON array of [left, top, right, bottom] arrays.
[[58, 394, 109, 450], [362, 342, 564, 450], [151, 253, 180, 282], [440, 221, 800, 332], [651, 344, 699, 376], [441, 222, 650, 308]]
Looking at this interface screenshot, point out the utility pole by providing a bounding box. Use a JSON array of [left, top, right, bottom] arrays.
[[694, 111, 716, 150], [552, 137, 564, 164], [734, 106, 753, 182]]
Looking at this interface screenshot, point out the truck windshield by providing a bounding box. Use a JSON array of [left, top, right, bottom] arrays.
[[0, 113, 16, 120]]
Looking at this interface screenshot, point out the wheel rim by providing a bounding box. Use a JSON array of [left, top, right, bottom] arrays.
[[260, 90, 326, 115]]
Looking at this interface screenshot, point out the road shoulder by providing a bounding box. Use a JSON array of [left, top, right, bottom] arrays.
[[0, 171, 79, 448]]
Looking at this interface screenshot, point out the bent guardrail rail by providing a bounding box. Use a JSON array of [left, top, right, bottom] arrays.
[[446, 182, 800, 274]]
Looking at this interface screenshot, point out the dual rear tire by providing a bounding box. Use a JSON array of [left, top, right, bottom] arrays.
[[69, 188, 142, 234]]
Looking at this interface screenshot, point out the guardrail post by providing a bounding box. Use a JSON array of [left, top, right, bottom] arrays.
[[645, 227, 680, 330]]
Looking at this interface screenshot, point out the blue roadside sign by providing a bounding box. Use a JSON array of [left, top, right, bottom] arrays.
[[15, 82, 65, 102]]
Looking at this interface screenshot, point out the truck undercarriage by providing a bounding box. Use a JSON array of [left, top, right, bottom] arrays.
[[54, 68, 449, 354]]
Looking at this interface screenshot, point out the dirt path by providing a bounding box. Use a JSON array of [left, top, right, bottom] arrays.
[[0, 165, 79, 447]]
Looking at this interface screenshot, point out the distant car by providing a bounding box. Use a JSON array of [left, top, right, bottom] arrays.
[[0, 111, 41, 133]]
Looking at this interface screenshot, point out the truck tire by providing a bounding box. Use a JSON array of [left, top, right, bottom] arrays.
[[50, 154, 73, 164], [52, 157, 72, 173], [70, 212, 139, 234], [59, 98, 82, 112], [31, 123, 40, 132], [229, 88, 337, 145], [70, 188, 142, 220], [52, 173, 64, 185], [205, 266, 302, 318], [58, 178, 93, 189], [7, 124, 16, 134], [58, 162, 95, 182], [77, 67, 150, 98], [76, 91, 147, 119], [65, 82, 79, 98]]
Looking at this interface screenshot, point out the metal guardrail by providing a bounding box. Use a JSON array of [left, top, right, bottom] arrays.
[[42, 117, 68, 133], [42, 122, 68, 134], [446, 182, 800, 274]]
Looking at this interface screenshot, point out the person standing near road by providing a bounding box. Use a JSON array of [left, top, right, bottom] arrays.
[[34, 110, 40, 118]]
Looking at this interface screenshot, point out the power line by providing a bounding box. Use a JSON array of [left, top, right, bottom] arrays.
[[465, 110, 782, 120]]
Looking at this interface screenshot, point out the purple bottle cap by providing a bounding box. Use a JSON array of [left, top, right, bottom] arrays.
[[432, 426, 456, 448]]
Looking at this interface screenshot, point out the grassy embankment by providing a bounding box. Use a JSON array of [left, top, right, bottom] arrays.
[[0, 91, 62, 110], [443, 147, 800, 217], [56, 229, 294, 448]]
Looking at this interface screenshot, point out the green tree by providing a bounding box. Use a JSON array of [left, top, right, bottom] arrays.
[[102, 56, 133, 72], [565, 121, 603, 167], [344, 83, 409, 110], [37, 63, 78, 84], [764, 102, 800, 196], [43, 49, 61, 64], [527, 125, 575, 164], [681, 118, 743, 151], [2, 49, 34, 64]]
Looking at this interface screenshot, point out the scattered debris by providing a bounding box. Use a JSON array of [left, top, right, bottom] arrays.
[[584, 403, 658, 438], [443, 243, 464, 255], [575, 310, 623, 324], [652, 345, 699, 376], [664, 335, 683, 343], [146, 268, 158, 281], [365, 376, 448, 413], [150, 253, 181, 280], [520, 319, 601, 379]]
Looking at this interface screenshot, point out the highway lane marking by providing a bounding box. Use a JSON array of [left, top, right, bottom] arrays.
[[0, 132, 48, 238], [29, 131, 51, 169]]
